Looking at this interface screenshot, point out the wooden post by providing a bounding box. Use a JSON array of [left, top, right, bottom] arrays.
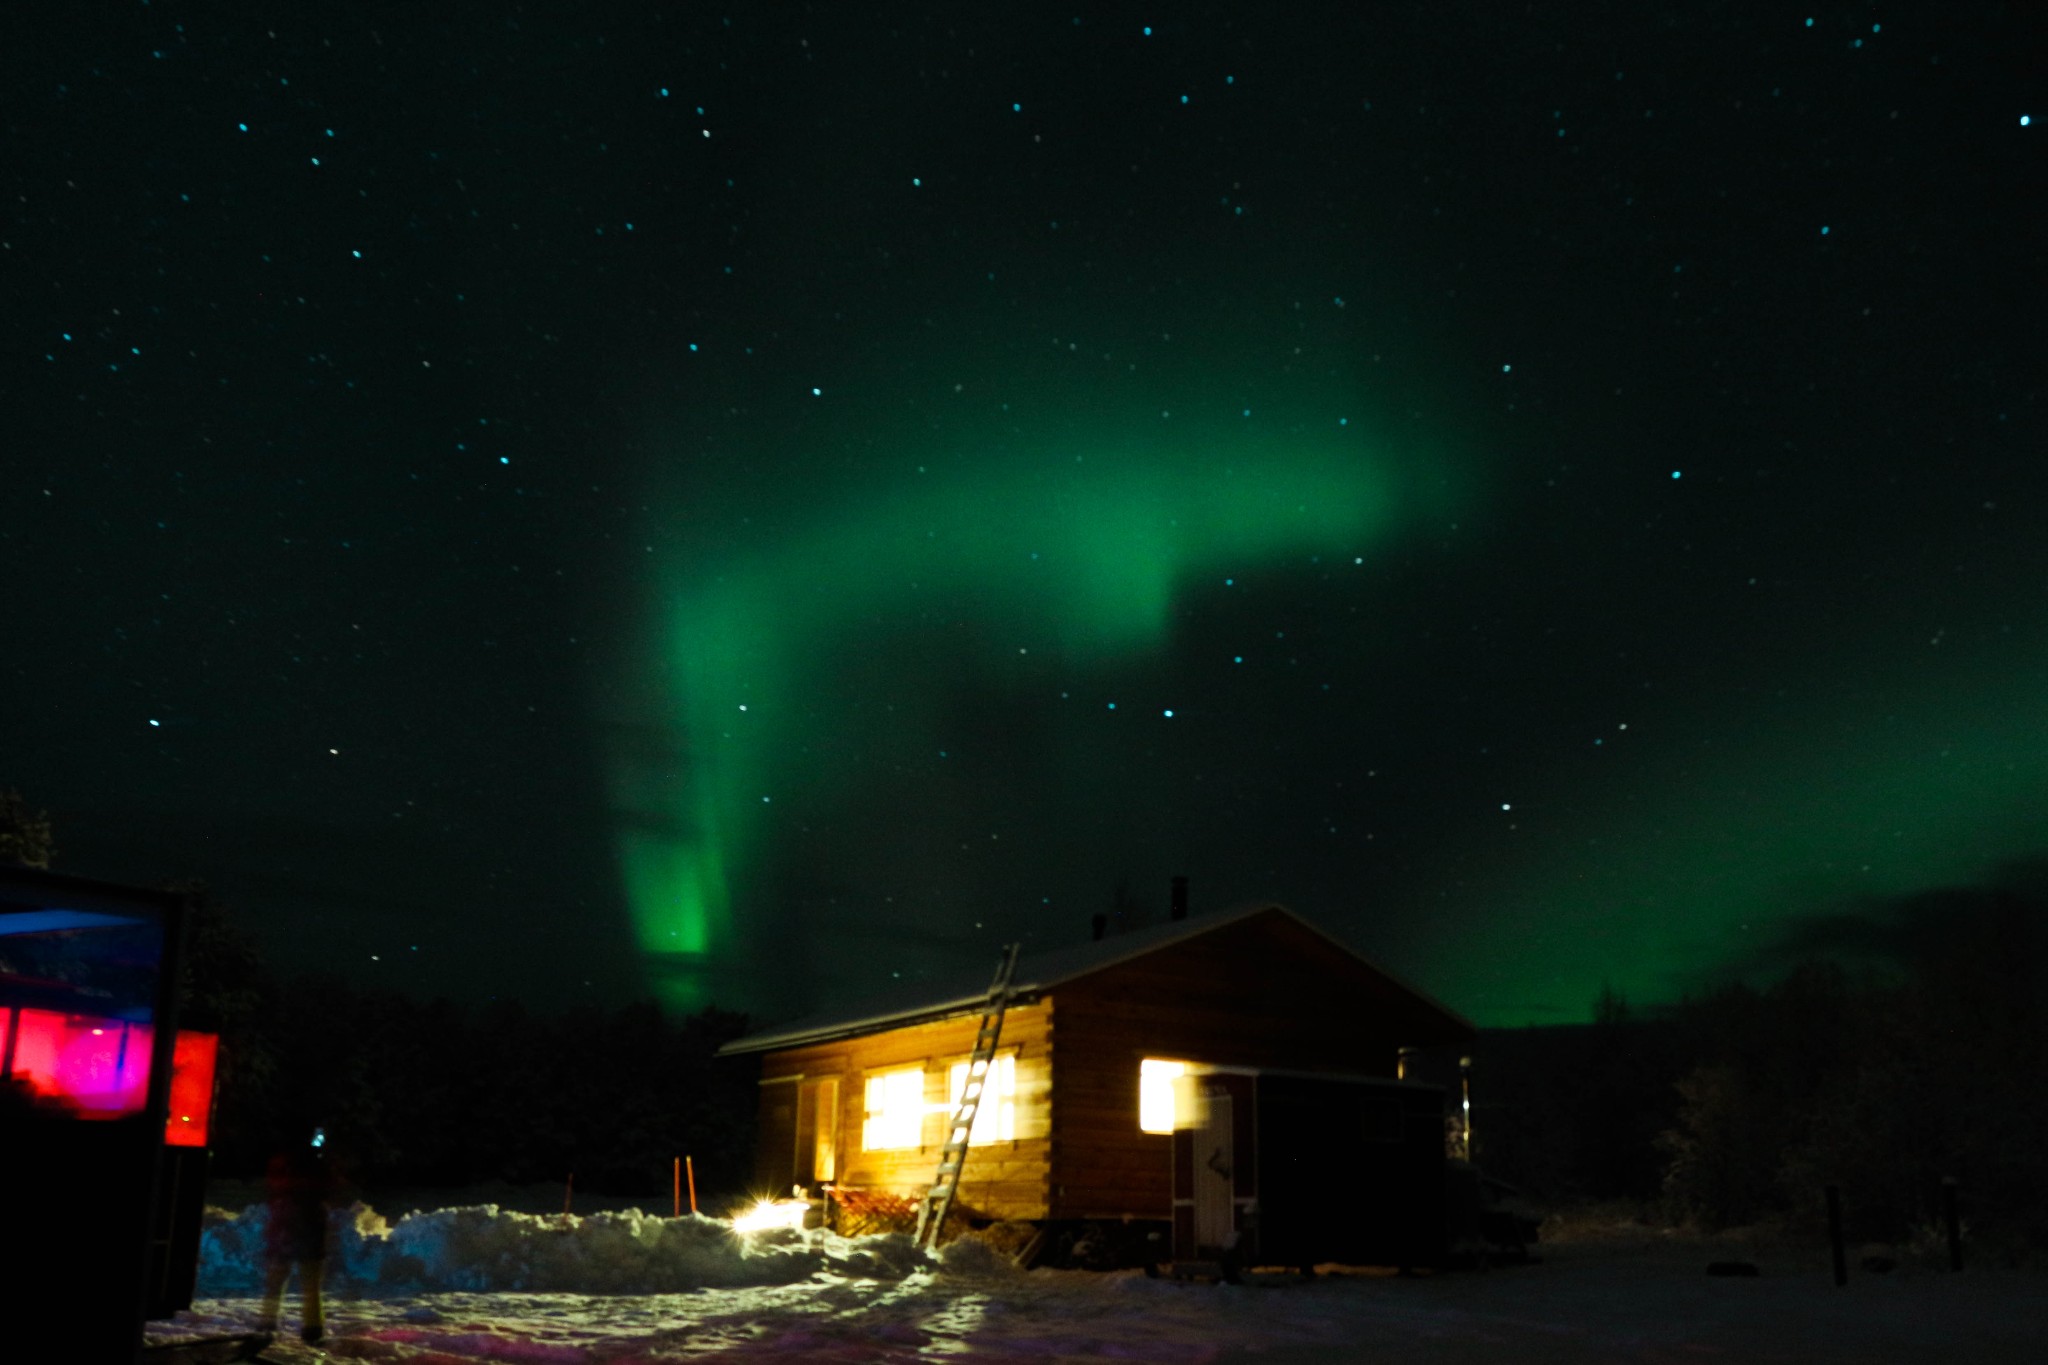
[[1825, 1185, 1847, 1287], [1942, 1177, 1962, 1271], [564, 1172, 574, 1216], [686, 1155, 698, 1214]]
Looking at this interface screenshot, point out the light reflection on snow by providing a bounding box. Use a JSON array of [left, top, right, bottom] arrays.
[[147, 1205, 2048, 1363], [918, 1291, 991, 1354]]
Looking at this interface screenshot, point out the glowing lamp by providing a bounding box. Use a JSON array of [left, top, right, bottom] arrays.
[[730, 1197, 810, 1235], [163, 1031, 220, 1147], [0, 1009, 219, 1143]]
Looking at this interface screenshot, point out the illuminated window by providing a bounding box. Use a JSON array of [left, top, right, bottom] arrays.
[[1139, 1058, 1188, 1133], [3, 1009, 154, 1118], [945, 1053, 1016, 1145], [862, 1067, 927, 1150]]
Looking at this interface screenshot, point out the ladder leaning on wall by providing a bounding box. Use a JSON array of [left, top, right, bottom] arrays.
[[913, 942, 1021, 1250]]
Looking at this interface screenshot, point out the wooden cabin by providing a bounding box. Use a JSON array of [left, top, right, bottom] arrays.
[[718, 902, 1474, 1233]]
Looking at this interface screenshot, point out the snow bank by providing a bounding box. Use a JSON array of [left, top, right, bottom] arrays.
[[172, 1219, 2048, 1364], [936, 1230, 1027, 1278], [198, 1202, 932, 1296]]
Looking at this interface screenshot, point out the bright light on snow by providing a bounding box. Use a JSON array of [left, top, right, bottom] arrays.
[[730, 1198, 810, 1235], [142, 1197, 2048, 1360]]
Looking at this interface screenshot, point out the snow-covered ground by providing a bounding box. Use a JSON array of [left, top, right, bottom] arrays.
[[149, 1200, 2048, 1362]]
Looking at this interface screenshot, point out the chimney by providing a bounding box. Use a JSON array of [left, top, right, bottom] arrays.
[[1091, 913, 1108, 941], [1169, 875, 1188, 921]]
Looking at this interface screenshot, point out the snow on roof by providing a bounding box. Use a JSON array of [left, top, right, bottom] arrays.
[[718, 902, 1472, 1055]]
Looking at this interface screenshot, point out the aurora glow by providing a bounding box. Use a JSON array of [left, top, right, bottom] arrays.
[[1430, 641, 2048, 1022], [9, 3, 2040, 1025], [617, 434, 1448, 1008]]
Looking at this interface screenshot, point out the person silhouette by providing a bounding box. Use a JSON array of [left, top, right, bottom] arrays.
[[257, 1127, 340, 1343]]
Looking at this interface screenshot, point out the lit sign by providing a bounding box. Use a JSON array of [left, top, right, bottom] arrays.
[[3, 1010, 153, 1118], [1, 1008, 218, 1144], [164, 1032, 219, 1147]]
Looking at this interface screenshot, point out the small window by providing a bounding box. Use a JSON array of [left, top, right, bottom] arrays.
[[945, 1053, 1016, 1145], [1139, 1058, 1188, 1133], [862, 1066, 926, 1151]]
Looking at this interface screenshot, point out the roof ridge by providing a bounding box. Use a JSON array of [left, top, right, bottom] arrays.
[[717, 901, 1471, 1055]]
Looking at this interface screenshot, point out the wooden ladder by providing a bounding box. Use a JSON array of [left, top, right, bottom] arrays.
[[914, 942, 1021, 1249]]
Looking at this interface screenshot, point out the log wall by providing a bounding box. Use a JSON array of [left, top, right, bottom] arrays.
[[748, 909, 1471, 1227], [755, 999, 1053, 1222], [1046, 909, 1471, 1220]]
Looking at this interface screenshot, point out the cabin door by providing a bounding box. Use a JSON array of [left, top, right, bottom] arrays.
[[755, 1077, 800, 1196], [795, 1077, 839, 1186], [1192, 1088, 1235, 1252]]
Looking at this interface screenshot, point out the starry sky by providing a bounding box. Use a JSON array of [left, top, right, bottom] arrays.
[[5, 3, 2042, 1027]]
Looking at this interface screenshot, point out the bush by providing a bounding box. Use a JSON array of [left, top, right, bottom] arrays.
[[1653, 876, 2048, 1246], [1659, 1062, 1783, 1229]]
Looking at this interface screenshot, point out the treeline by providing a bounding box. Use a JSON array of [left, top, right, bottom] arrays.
[[0, 792, 760, 1203], [179, 893, 759, 1201], [1474, 873, 2048, 1253]]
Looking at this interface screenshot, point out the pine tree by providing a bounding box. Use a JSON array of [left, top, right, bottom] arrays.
[[0, 789, 54, 869]]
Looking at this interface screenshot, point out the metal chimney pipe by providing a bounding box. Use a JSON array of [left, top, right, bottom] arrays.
[[1169, 875, 1188, 921]]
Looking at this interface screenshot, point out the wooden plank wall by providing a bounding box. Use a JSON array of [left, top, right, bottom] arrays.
[[1046, 909, 1471, 1220], [756, 999, 1053, 1221]]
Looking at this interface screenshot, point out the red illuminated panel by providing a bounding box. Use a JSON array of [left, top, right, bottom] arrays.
[[164, 1031, 219, 1147], [6, 1009, 154, 1118]]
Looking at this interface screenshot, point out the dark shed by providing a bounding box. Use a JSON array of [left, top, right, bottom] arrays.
[[1172, 1067, 1449, 1270]]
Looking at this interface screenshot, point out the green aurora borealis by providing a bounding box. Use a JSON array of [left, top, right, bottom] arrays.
[[614, 425, 1458, 1009], [8, 3, 2041, 1024], [612, 370, 2048, 1026], [1438, 645, 2048, 1019]]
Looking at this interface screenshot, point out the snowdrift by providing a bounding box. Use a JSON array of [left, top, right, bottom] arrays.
[[198, 1203, 937, 1296]]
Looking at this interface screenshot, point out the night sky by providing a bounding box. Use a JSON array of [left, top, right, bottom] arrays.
[[6, 4, 2042, 1027]]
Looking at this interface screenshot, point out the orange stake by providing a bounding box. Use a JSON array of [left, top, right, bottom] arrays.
[[564, 1172, 574, 1216], [685, 1155, 698, 1214], [673, 1157, 681, 1218]]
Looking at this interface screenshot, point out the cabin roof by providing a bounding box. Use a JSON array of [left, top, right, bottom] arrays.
[[717, 901, 1473, 1055]]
